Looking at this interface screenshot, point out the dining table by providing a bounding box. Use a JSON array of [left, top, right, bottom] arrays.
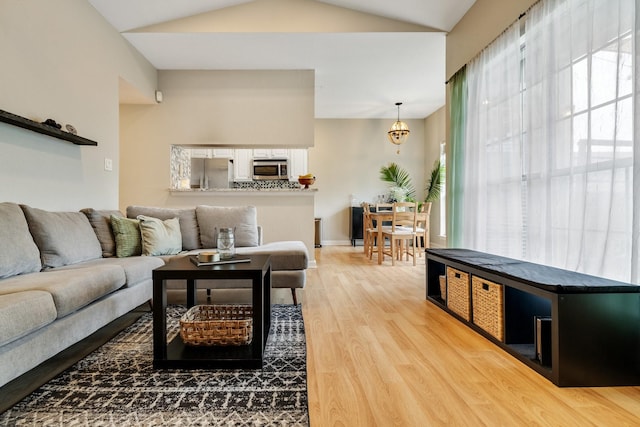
[[366, 210, 427, 265]]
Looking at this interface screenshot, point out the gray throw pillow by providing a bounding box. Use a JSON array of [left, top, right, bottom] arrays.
[[20, 205, 102, 268], [0, 202, 42, 278], [126, 206, 200, 250], [137, 215, 182, 256], [80, 208, 123, 257], [196, 205, 259, 248]]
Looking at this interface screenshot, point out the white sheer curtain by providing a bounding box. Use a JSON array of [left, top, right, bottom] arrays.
[[524, 0, 634, 281], [461, 23, 523, 256], [461, 0, 636, 283]]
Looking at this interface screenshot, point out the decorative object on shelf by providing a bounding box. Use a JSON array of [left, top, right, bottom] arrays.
[[387, 102, 410, 154], [298, 174, 315, 189], [65, 124, 77, 135], [0, 109, 97, 146], [41, 118, 62, 129]]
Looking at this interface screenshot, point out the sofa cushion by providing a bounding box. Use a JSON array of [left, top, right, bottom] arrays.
[[196, 205, 259, 248], [110, 216, 142, 258], [20, 205, 102, 269], [0, 265, 126, 318], [57, 256, 164, 287], [138, 215, 182, 256], [236, 241, 308, 270], [0, 202, 42, 279], [81, 208, 123, 258], [127, 206, 200, 250], [0, 291, 57, 346]]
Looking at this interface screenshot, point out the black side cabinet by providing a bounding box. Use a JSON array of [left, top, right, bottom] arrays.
[[349, 206, 364, 246], [426, 248, 640, 387]]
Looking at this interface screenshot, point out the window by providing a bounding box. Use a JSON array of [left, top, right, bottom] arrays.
[[458, 0, 636, 282]]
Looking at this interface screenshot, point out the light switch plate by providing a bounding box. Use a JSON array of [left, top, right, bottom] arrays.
[[104, 158, 113, 171]]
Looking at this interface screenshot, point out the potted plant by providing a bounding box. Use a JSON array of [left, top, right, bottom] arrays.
[[379, 162, 416, 202], [424, 160, 443, 204]]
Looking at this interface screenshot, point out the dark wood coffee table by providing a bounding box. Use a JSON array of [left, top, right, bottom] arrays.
[[152, 254, 271, 369]]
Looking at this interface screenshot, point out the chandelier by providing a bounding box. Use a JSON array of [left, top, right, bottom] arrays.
[[387, 102, 410, 154]]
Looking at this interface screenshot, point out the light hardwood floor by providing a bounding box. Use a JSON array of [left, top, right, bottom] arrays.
[[301, 246, 640, 426]]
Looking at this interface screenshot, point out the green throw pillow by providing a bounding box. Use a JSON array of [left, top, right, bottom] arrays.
[[137, 215, 182, 256], [110, 215, 142, 257]]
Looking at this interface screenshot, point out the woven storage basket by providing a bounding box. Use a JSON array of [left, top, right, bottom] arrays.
[[446, 267, 470, 320], [439, 275, 447, 301], [471, 276, 504, 341], [180, 305, 253, 346]]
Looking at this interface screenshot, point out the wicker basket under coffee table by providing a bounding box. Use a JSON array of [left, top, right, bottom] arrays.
[[152, 254, 271, 369]]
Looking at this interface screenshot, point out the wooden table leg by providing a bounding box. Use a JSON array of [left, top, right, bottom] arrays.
[[378, 227, 384, 264]]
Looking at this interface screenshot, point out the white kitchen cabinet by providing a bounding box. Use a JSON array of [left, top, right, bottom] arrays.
[[233, 149, 253, 181], [190, 148, 211, 158], [271, 148, 289, 158], [288, 149, 308, 181], [253, 148, 289, 159], [212, 148, 233, 158]]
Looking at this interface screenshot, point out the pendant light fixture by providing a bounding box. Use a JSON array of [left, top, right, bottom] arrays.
[[387, 102, 410, 154]]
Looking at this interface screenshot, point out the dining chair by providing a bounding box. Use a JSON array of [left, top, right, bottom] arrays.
[[362, 204, 378, 259], [381, 201, 418, 266], [375, 202, 393, 212], [375, 202, 393, 228], [415, 202, 432, 257]]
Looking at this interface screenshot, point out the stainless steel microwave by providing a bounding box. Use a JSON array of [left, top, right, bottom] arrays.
[[252, 158, 288, 180]]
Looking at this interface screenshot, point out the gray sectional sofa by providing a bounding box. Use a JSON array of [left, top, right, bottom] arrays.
[[0, 202, 308, 388]]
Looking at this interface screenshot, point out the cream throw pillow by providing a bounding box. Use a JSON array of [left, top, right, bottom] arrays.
[[137, 215, 182, 256]]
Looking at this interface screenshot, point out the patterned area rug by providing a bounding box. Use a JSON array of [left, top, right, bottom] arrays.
[[1, 304, 309, 426]]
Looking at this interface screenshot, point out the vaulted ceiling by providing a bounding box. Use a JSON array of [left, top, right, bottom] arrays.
[[89, 0, 475, 119]]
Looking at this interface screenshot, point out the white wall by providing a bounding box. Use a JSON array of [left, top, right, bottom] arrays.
[[0, 0, 156, 210], [312, 119, 426, 245]]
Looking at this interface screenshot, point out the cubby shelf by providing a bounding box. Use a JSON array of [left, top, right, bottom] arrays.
[[426, 248, 640, 387], [0, 109, 97, 146]]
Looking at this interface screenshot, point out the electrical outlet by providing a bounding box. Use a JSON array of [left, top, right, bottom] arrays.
[[104, 158, 113, 171]]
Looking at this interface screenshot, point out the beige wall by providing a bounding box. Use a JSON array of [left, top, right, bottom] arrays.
[[156, 70, 314, 147], [312, 119, 426, 245], [0, 0, 156, 210], [423, 106, 446, 248], [446, 0, 537, 80], [119, 70, 316, 256], [119, 70, 314, 208]]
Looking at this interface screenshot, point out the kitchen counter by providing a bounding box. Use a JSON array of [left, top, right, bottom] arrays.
[[169, 188, 318, 196]]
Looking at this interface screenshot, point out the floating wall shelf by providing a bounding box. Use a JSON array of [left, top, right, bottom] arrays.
[[0, 109, 98, 146]]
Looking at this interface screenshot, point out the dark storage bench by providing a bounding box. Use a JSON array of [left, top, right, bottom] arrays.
[[426, 248, 640, 387]]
